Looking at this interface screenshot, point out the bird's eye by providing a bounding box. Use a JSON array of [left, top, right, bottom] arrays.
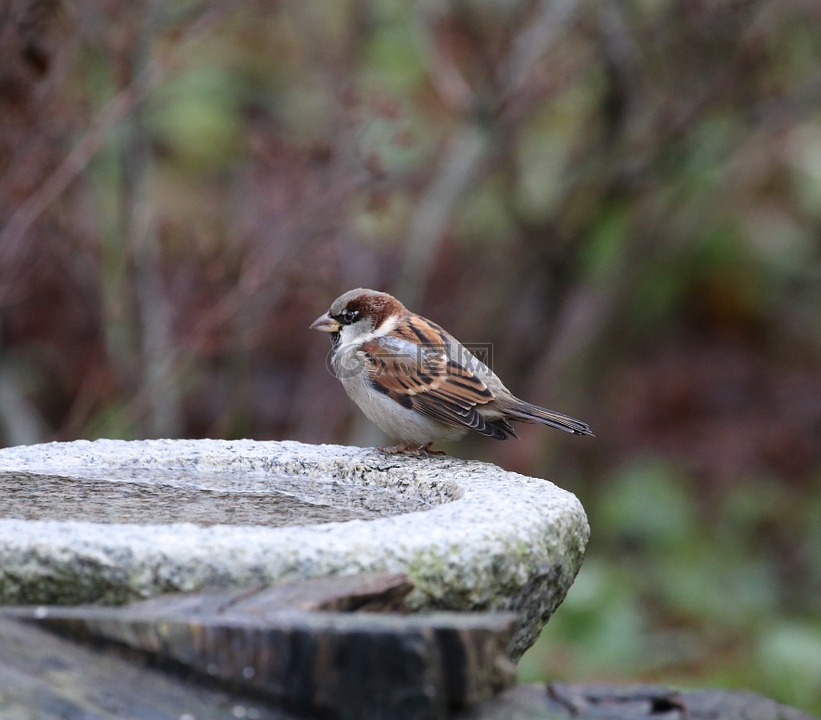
[[340, 309, 359, 324]]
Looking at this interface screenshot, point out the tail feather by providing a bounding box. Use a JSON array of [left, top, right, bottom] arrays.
[[506, 401, 594, 436]]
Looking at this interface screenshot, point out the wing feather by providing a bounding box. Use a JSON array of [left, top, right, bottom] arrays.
[[360, 327, 513, 440]]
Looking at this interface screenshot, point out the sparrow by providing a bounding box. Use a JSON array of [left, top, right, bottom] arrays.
[[310, 288, 593, 455]]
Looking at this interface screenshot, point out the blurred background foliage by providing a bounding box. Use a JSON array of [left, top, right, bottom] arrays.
[[1, 0, 820, 712]]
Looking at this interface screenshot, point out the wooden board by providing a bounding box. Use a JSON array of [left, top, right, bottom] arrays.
[[4, 573, 517, 720]]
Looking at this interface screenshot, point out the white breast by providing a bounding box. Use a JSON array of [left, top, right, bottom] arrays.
[[334, 346, 466, 446]]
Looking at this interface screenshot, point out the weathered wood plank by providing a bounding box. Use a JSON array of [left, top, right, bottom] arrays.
[[0, 615, 292, 720], [114, 571, 414, 617], [4, 574, 518, 720], [13, 607, 517, 719]]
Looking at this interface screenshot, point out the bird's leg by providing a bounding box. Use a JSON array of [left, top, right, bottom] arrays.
[[378, 442, 447, 457]]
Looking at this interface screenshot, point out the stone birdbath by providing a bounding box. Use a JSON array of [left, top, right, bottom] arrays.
[[0, 438, 588, 660]]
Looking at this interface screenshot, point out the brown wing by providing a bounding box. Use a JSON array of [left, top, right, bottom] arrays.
[[360, 331, 516, 440]]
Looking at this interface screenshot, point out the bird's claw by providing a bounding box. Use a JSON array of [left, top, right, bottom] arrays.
[[378, 442, 447, 457]]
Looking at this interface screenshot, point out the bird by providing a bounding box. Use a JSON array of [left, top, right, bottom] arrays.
[[310, 288, 593, 455]]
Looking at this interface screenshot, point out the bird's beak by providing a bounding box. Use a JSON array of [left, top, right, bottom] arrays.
[[309, 312, 340, 333]]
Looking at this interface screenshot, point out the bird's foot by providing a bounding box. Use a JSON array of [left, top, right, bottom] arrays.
[[378, 442, 447, 457]]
